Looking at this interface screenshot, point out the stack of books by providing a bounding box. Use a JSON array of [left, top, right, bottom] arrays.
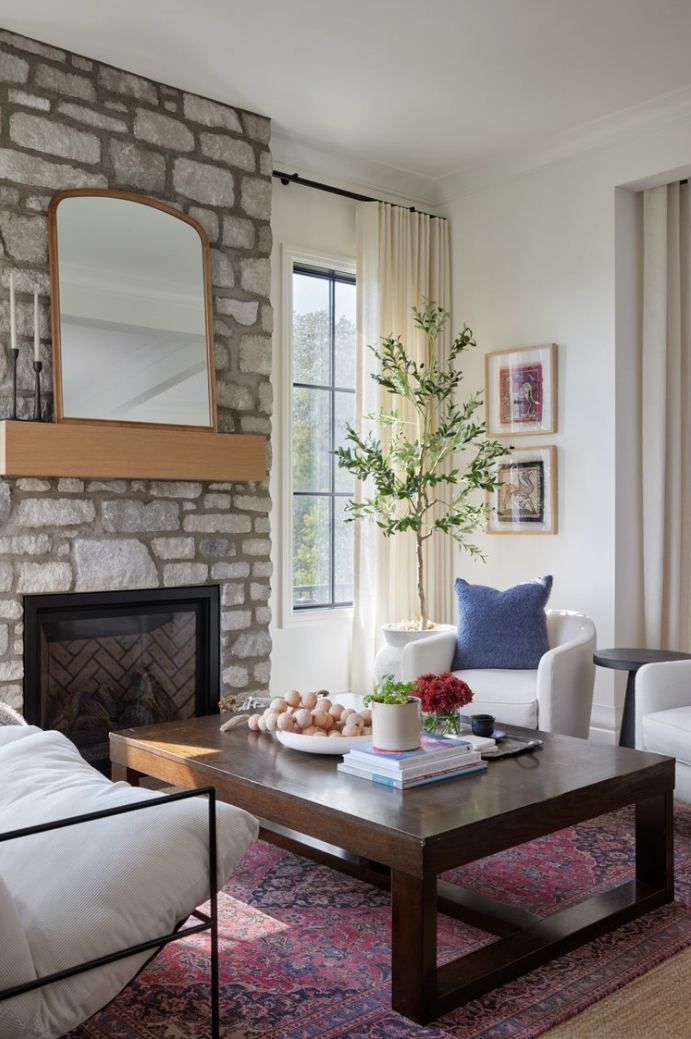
[[337, 732, 488, 789]]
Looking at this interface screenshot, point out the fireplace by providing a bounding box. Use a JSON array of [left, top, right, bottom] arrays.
[[23, 585, 220, 773]]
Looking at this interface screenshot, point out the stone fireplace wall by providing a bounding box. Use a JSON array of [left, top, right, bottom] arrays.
[[0, 29, 273, 710]]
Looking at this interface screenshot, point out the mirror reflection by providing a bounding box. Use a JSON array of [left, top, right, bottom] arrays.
[[49, 191, 216, 428]]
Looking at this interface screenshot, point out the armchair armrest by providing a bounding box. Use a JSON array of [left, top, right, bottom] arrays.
[[536, 618, 596, 738], [400, 630, 457, 683], [635, 660, 691, 749]]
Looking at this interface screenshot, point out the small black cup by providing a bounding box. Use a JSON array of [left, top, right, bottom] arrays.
[[471, 713, 496, 738]]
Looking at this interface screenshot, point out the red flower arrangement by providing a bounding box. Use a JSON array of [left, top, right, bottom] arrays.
[[415, 672, 474, 736]]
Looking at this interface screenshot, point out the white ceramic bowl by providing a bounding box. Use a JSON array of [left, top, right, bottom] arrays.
[[275, 730, 373, 756]]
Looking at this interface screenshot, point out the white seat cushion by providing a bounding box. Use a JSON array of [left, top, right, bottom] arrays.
[[452, 668, 539, 728], [642, 707, 691, 766], [0, 729, 259, 1039]]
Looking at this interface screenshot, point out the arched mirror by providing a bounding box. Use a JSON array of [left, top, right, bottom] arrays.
[[48, 189, 217, 429]]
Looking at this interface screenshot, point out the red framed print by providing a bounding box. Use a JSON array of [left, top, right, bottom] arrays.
[[485, 343, 557, 437]]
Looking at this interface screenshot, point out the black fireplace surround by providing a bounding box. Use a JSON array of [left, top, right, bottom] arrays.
[[23, 585, 219, 773]]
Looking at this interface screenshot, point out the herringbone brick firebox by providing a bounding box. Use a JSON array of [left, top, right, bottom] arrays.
[[23, 585, 219, 773]]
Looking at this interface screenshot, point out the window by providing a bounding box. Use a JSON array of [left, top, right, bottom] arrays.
[[291, 263, 356, 610]]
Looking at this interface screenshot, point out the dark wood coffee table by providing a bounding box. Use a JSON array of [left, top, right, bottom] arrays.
[[110, 715, 674, 1024]]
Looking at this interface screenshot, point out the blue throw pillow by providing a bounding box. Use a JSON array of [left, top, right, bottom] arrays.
[[451, 576, 553, 670]]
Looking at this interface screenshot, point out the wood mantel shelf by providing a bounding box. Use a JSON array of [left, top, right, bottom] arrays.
[[0, 421, 267, 482]]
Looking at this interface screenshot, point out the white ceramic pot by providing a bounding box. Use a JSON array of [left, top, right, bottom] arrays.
[[373, 624, 455, 684], [371, 696, 422, 751]]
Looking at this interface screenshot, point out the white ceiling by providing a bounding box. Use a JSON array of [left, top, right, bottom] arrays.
[[3, 0, 691, 201]]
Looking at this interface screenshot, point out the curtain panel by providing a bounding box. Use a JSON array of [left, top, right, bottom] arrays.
[[351, 202, 451, 692], [641, 182, 691, 649]]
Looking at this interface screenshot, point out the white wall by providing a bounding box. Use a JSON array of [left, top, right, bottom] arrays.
[[269, 182, 357, 696], [439, 118, 691, 739]]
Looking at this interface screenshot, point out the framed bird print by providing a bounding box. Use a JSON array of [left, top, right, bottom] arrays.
[[487, 445, 557, 534], [485, 343, 557, 436]]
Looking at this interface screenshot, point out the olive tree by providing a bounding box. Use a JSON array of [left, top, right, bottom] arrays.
[[335, 300, 506, 629]]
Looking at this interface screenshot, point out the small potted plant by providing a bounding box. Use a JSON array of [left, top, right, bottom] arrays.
[[364, 674, 422, 751], [414, 672, 474, 737]]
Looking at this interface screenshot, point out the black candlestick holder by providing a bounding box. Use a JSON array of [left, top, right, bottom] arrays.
[[10, 348, 18, 420], [32, 360, 43, 422]]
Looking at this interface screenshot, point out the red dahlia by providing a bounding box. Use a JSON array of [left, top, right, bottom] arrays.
[[414, 672, 474, 714]]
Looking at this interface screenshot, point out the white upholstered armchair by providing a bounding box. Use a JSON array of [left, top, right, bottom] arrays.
[[400, 609, 597, 739], [635, 659, 691, 803]]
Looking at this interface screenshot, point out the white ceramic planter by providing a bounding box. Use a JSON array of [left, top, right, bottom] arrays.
[[373, 624, 455, 684], [371, 696, 422, 751]]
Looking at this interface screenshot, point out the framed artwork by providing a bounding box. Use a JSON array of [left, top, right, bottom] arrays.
[[487, 445, 557, 534], [485, 343, 557, 437]]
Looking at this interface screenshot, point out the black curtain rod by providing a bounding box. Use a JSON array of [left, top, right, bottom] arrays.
[[272, 170, 445, 219]]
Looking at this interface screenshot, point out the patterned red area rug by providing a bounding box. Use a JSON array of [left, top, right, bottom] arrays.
[[67, 802, 691, 1039]]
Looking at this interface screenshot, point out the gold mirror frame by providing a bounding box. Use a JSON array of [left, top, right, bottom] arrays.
[[47, 188, 217, 431]]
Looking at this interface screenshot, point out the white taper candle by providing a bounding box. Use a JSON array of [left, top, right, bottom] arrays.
[[34, 290, 40, 362]]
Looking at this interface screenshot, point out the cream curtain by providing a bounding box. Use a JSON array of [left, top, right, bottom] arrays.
[[351, 202, 452, 692], [641, 181, 691, 648]]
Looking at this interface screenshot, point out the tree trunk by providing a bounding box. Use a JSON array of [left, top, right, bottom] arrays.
[[417, 528, 426, 630]]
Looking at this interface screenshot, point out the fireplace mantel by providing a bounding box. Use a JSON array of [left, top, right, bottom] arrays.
[[0, 421, 266, 482]]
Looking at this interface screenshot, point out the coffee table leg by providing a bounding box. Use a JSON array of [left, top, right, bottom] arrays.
[[110, 761, 144, 785], [390, 869, 437, 1023], [636, 790, 674, 895]]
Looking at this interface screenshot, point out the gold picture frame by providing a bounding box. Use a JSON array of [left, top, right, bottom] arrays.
[[485, 343, 557, 437], [487, 445, 557, 535]]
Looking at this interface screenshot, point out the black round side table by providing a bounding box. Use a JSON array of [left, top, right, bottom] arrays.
[[593, 648, 691, 748]]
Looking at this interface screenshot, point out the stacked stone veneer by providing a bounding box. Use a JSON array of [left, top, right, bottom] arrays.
[[0, 29, 273, 710]]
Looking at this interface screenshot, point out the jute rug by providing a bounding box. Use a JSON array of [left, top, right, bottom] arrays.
[[66, 802, 691, 1039]]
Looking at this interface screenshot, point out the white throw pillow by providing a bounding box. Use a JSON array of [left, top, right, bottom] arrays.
[[0, 729, 259, 1039], [0, 725, 42, 748]]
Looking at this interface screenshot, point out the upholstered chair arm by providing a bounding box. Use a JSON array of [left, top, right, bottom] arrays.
[[536, 621, 596, 738], [635, 660, 691, 749], [399, 631, 457, 684]]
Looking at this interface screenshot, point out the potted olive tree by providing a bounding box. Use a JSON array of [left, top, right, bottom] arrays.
[[336, 301, 506, 673]]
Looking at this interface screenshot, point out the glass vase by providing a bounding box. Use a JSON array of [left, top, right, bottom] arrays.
[[422, 709, 462, 737]]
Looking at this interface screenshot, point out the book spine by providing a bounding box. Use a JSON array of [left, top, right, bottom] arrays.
[[400, 763, 487, 788], [348, 743, 473, 770], [338, 761, 487, 788], [343, 750, 481, 780]]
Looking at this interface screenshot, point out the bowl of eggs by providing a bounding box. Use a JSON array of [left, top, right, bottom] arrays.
[[247, 690, 373, 755]]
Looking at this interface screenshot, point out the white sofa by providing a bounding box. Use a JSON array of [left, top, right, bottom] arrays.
[[400, 609, 597, 738], [0, 725, 259, 1039], [635, 659, 691, 803]]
